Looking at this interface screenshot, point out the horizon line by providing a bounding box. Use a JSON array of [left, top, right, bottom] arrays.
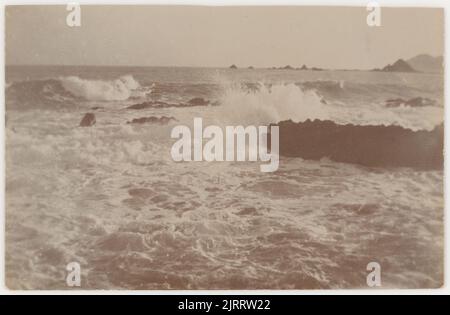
[[5, 53, 442, 71]]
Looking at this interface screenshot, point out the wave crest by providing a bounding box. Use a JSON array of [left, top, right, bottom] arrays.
[[211, 83, 442, 131], [215, 83, 329, 126], [59, 75, 141, 101]]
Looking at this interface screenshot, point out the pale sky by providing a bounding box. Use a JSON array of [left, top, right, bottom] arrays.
[[5, 5, 444, 69]]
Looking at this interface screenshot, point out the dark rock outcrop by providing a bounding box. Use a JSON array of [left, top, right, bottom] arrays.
[[126, 101, 174, 110], [270, 119, 443, 170], [128, 188, 155, 199], [236, 207, 258, 216], [79, 113, 96, 127], [187, 97, 209, 106], [127, 116, 177, 125], [229, 64, 238, 69]]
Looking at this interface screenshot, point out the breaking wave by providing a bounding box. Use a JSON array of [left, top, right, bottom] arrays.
[[6, 75, 146, 108], [5, 77, 443, 130], [59, 75, 141, 101], [212, 83, 443, 131], [214, 83, 329, 126]]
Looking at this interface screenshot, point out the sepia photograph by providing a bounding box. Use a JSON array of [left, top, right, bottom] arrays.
[[3, 4, 445, 291]]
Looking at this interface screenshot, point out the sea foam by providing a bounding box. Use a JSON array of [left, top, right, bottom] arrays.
[[60, 75, 141, 101], [213, 83, 442, 131], [215, 83, 329, 126]]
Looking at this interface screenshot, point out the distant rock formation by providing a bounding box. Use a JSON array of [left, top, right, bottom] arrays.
[[266, 64, 325, 71], [79, 113, 96, 127], [285, 64, 323, 71], [300, 64, 308, 70], [385, 97, 437, 108], [375, 59, 416, 72], [248, 66, 254, 69], [127, 116, 177, 125], [407, 54, 443, 73], [270, 119, 443, 170], [229, 64, 238, 69]]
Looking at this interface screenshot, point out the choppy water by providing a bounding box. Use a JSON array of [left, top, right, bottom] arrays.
[[5, 65, 444, 289]]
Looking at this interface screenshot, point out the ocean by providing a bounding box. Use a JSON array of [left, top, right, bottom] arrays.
[[5, 65, 444, 289]]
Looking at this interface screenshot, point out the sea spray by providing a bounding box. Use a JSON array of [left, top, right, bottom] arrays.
[[60, 75, 141, 101], [211, 83, 442, 131], [214, 83, 329, 126]]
